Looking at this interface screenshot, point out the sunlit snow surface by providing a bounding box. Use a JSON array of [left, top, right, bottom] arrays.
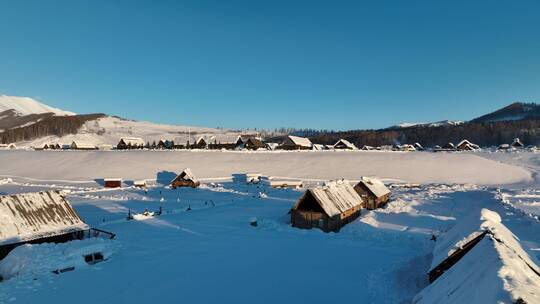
[[0, 150, 539, 303]]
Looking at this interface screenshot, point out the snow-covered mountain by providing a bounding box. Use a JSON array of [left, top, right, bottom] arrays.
[[0, 95, 75, 116], [0, 94, 250, 147], [390, 120, 464, 129], [471, 102, 540, 123]]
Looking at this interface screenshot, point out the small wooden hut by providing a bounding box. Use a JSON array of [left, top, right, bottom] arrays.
[[456, 139, 480, 151], [511, 138, 524, 148], [206, 135, 239, 150], [117, 137, 145, 150], [278, 135, 312, 150], [333, 139, 357, 150], [190, 137, 207, 149], [104, 178, 122, 188], [171, 168, 200, 189], [244, 137, 266, 150], [354, 177, 391, 209], [291, 180, 363, 232], [414, 143, 424, 151], [0, 191, 90, 260], [71, 141, 97, 150]]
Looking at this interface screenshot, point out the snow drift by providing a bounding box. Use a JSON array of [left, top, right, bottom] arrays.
[[0, 238, 114, 280]]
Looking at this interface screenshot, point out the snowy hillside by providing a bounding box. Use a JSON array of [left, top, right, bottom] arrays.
[[391, 120, 464, 129], [471, 102, 540, 123], [0, 95, 74, 116], [17, 116, 243, 148]]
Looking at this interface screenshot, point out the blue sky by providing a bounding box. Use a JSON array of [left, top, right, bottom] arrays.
[[1, 0, 540, 130]]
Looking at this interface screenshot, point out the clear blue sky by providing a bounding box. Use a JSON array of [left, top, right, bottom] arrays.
[[1, 0, 540, 130]]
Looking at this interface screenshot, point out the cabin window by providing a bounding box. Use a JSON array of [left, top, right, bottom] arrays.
[[84, 252, 105, 265]]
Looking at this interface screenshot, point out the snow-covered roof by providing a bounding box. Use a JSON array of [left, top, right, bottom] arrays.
[[120, 137, 145, 146], [456, 139, 480, 150], [512, 138, 524, 147], [71, 141, 96, 149], [296, 180, 363, 217], [172, 168, 198, 183], [207, 134, 241, 144], [0, 191, 89, 246], [334, 139, 357, 149], [312, 144, 325, 150], [357, 177, 390, 198], [417, 209, 540, 304], [266, 143, 279, 150], [284, 135, 312, 148], [104, 178, 122, 182]]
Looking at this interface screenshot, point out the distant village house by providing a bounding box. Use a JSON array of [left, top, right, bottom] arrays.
[[333, 139, 357, 150], [278, 135, 312, 150], [171, 168, 200, 189], [117, 137, 145, 150]]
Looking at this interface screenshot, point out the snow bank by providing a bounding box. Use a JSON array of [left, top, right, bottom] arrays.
[[0, 238, 115, 280], [0, 150, 532, 186]]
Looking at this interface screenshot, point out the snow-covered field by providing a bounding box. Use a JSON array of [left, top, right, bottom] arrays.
[[0, 150, 533, 186], [0, 150, 539, 303]]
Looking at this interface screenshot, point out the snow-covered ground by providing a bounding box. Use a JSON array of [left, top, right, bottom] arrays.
[[0, 150, 532, 186], [0, 151, 539, 303]]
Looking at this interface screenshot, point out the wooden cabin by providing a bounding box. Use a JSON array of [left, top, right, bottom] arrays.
[[207, 135, 240, 150], [425, 209, 540, 292], [117, 137, 145, 150], [354, 178, 391, 209], [511, 138, 524, 148], [71, 141, 97, 150], [244, 137, 266, 150], [171, 168, 200, 189], [333, 139, 357, 150], [190, 137, 207, 149], [291, 180, 363, 232], [278, 135, 312, 150], [362, 145, 375, 151], [456, 139, 480, 151], [0, 191, 90, 260], [104, 178, 122, 188], [234, 135, 262, 150]]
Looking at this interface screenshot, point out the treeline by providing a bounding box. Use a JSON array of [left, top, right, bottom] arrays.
[[0, 113, 106, 144], [309, 119, 540, 148]]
